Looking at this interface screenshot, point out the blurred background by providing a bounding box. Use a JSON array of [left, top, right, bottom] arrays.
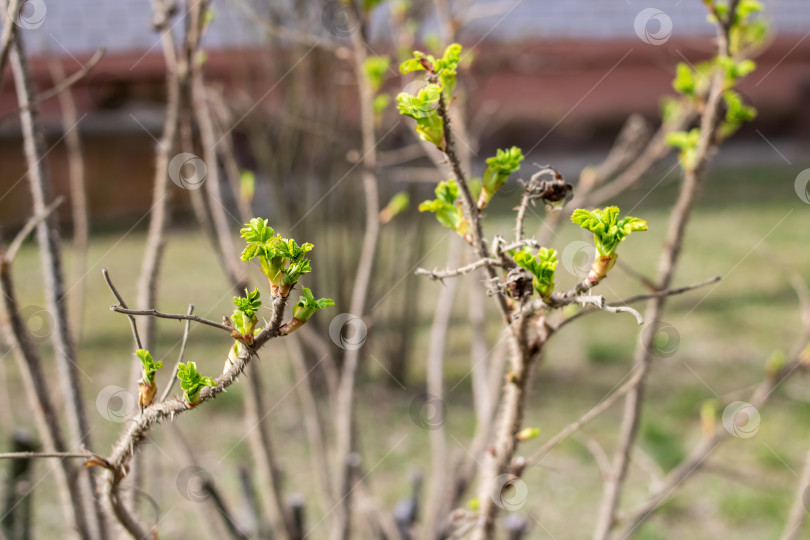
[[1, 0, 809, 538]]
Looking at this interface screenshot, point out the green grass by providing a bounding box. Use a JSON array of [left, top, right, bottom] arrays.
[[2, 161, 810, 538]]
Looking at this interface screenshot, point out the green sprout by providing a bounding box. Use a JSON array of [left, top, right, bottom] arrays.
[[666, 128, 701, 171], [397, 43, 464, 149], [418, 179, 469, 238], [571, 206, 647, 283], [136, 349, 163, 409], [396, 84, 443, 148], [137, 349, 162, 385], [240, 218, 314, 297], [379, 191, 410, 223], [363, 56, 390, 94], [239, 170, 256, 203], [231, 288, 261, 341], [513, 247, 558, 299], [281, 287, 335, 335], [177, 361, 217, 408], [478, 146, 525, 210], [399, 43, 462, 100]]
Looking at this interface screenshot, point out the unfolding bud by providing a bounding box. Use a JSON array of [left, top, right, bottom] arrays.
[[588, 253, 618, 284], [516, 427, 540, 441], [700, 399, 717, 438], [766, 350, 786, 377], [138, 380, 157, 410], [224, 343, 239, 373], [177, 361, 216, 409], [801, 345, 810, 365], [280, 317, 304, 336]]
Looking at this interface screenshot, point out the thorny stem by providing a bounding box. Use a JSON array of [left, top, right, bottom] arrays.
[[104, 292, 289, 540]]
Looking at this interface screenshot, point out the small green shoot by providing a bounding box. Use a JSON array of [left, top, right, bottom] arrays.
[[177, 361, 217, 408]]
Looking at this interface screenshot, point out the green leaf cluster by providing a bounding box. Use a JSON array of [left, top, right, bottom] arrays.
[[513, 247, 557, 298], [399, 43, 462, 99], [232, 288, 261, 337], [720, 89, 757, 137], [418, 179, 469, 236], [570, 206, 648, 257], [363, 56, 390, 94], [666, 128, 701, 170], [397, 43, 463, 149], [177, 361, 216, 406], [479, 146, 524, 208], [396, 84, 443, 147], [136, 349, 162, 385], [240, 218, 314, 296], [293, 287, 335, 323]]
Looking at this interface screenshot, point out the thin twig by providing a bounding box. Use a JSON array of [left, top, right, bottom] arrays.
[[332, 9, 383, 540], [159, 304, 193, 402], [103, 268, 143, 350], [0, 48, 105, 125], [1, 229, 92, 539], [781, 443, 810, 540], [103, 293, 289, 540], [0, 0, 22, 91], [48, 55, 91, 340], [552, 276, 720, 332], [593, 7, 739, 536], [10, 28, 107, 540], [110, 305, 233, 334], [4, 197, 64, 263], [416, 256, 502, 280], [0, 452, 92, 460]]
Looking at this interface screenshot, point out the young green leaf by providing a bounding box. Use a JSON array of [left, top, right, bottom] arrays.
[[239, 170, 256, 203], [513, 247, 557, 298], [233, 288, 262, 319], [418, 179, 469, 236], [240, 218, 280, 262], [570, 206, 648, 258], [665, 128, 701, 170], [293, 287, 335, 323], [136, 349, 163, 385], [177, 361, 217, 407], [231, 288, 261, 338], [379, 191, 410, 223], [240, 218, 315, 297], [363, 56, 390, 94], [434, 43, 462, 100], [396, 84, 444, 148], [478, 146, 524, 209]]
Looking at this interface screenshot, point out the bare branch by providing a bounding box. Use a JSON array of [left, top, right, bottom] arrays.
[[102, 268, 143, 350], [10, 28, 107, 540], [553, 276, 721, 332], [4, 196, 64, 263], [781, 444, 810, 540], [110, 305, 233, 334], [103, 293, 289, 540], [593, 7, 750, 535], [159, 304, 193, 402], [0, 452, 92, 460], [416, 256, 502, 280], [0, 48, 105, 125]]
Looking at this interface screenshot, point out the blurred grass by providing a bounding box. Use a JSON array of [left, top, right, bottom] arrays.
[[2, 161, 809, 538]]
